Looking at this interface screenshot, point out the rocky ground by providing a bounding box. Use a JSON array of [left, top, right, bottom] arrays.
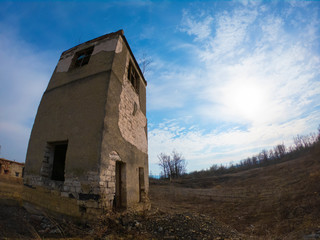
[[98, 210, 241, 240], [0, 201, 242, 240]]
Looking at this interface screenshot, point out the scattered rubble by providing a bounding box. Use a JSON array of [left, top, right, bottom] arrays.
[[97, 210, 242, 239], [0, 202, 242, 239]]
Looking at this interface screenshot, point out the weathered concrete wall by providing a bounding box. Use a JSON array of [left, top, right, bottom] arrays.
[[26, 73, 108, 175], [0, 158, 24, 178], [99, 35, 149, 210], [24, 35, 118, 217]]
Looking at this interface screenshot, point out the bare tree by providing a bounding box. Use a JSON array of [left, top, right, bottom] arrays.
[[251, 155, 258, 165], [275, 144, 286, 159], [158, 153, 170, 179], [273, 147, 280, 160], [158, 151, 187, 179], [172, 150, 187, 178], [210, 164, 218, 172], [269, 149, 275, 160], [258, 149, 269, 164], [293, 135, 304, 151], [139, 52, 153, 74]]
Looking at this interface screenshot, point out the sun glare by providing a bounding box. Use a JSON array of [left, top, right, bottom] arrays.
[[222, 81, 266, 122]]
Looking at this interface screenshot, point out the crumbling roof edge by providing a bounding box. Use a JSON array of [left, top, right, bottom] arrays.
[[61, 29, 147, 85], [62, 30, 124, 56], [0, 158, 25, 166]]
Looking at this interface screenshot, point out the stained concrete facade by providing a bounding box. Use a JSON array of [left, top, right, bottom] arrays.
[[23, 30, 149, 219], [0, 158, 24, 178]]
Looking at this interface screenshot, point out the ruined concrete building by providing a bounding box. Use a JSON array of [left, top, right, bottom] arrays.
[[0, 158, 24, 178], [23, 30, 149, 219]]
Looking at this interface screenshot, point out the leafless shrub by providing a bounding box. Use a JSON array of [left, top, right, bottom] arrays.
[[138, 52, 153, 74], [158, 151, 187, 179]]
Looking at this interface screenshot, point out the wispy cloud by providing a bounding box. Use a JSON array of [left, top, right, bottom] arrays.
[[179, 9, 214, 41], [148, 111, 320, 171]]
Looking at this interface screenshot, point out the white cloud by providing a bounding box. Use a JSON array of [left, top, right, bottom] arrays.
[[0, 26, 54, 162], [179, 9, 213, 41], [199, 8, 258, 62], [146, 56, 203, 111], [287, 1, 311, 8]]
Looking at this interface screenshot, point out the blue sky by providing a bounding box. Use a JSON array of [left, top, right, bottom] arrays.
[[0, 1, 319, 175]]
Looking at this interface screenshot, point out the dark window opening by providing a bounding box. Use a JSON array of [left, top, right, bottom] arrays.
[[72, 46, 94, 69], [51, 143, 68, 181], [4, 170, 9, 174], [128, 61, 140, 94], [15, 172, 19, 177]]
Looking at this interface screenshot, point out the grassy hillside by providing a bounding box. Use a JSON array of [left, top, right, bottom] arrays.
[[150, 143, 320, 239]]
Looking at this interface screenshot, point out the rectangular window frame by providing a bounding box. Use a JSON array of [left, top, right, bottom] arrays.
[[70, 46, 94, 70], [128, 61, 140, 94]]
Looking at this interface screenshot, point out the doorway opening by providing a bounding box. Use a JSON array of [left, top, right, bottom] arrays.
[[139, 167, 145, 202], [51, 142, 68, 181], [115, 161, 126, 209]]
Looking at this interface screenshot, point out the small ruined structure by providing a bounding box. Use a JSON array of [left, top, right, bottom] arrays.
[[23, 30, 149, 219], [0, 158, 24, 178]]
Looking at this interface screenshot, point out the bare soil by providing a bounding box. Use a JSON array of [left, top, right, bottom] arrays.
[[1, 146, 320, 239]]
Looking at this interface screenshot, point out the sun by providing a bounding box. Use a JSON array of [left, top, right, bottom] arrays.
[[222, 81, 266, 122]]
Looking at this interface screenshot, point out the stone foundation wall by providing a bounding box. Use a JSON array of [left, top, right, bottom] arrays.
[[99, 151, 118, 208], [22, 151, 121, 218]]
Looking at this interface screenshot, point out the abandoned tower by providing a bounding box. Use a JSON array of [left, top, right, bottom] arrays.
[[23, 30, 149, 218]]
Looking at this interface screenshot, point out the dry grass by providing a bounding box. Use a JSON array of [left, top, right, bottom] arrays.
[[150, 145, 320, 239], [0, 175, 23, 203]]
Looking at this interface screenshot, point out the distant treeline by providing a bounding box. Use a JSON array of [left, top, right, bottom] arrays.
[[187, 126, 320, 178]]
